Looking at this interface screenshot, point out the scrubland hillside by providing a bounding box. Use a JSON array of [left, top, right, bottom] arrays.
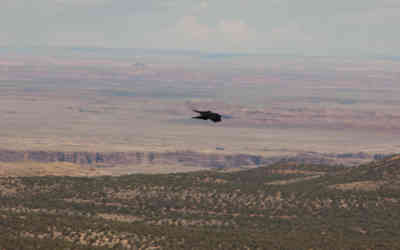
[[1, 155, 400, 249]]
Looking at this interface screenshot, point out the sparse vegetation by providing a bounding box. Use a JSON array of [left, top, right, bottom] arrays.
[[1, 156, 400, 249], [2, 48, 400, 249]]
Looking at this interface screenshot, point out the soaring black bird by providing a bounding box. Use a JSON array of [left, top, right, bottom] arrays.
[[192, 110, 222, 123]]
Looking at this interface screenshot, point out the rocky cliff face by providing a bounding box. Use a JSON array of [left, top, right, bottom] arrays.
[[0, 150, 280, 169], [0, 150, 382, 169]]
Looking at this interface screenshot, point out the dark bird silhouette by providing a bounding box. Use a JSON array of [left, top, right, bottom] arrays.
[[192, 110, 222, 122]]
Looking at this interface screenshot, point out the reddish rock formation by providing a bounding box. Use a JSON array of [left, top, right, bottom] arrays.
[[0, 150, 380, 168], [0, 150, 277, 168]]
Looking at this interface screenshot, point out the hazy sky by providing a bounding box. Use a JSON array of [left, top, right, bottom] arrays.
[[1, 0, 399, 56]]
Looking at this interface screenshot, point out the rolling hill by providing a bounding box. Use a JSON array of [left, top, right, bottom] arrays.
[[0, 156, 400, 249]]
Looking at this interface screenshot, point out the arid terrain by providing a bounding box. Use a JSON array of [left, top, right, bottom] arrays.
[[1, 49, 400, 176], [1, 155, 400, 249], [1, 49, 400, 249]]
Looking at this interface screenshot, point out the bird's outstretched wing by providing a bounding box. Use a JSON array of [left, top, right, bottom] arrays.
[[192, 115, 207, 120], [193, 110, 212, 114]]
